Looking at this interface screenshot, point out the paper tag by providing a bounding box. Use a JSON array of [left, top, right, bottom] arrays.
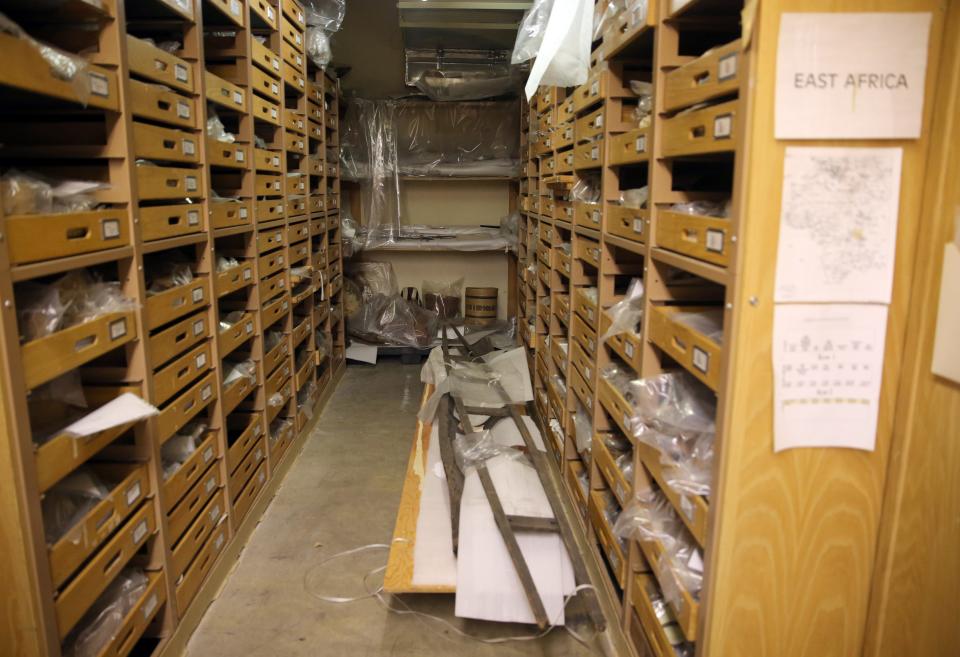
[[632, 218, 644, 234], [706, 228, 725, 253], [196, 352, 207, 369], [230, 0, 240, 14], [271, 82, 279, 95], [594, 115, 603, 129], [272, 58, 280, 71], [635, 135, 646, 153], [692, 346, 710, 373], [588, 337, 595, 352], [592, 209, 600, 223], [187, 210, 200, 225], [109, 318, 127, 340], [89, 72, 109, 97], [266, 5, 275, 19], [126, 481, 142, 506], [193, 319, 204, 335], [243, 268, 252, 281], [142, 593, 158, 620], [182, 139, 195, 156], [186, 176, 197, 191], [272, 155, 280, 166], [239, 207, 248, 218], [616, 482, 627, 502], [587, 308, 595, 321], [259, 471, 266, 484], [714, 113, 733, 139], [623, 412, 631, 430], [176, 0, 190, 9], [590, 145, 599, 160], [210, 503, 221, 522], [175, 64, 188, 83], [201, 384, 212, 400], [680, 495, 695, 522], [255, 448, 263, 461], [177, 101, 191, 119], [132, 519, 148, 543], [101, 219, 120, 240], [236, 149, 245, 162], [205, 477, 216, 494], [282, 301, 289, 311], [245, 321, 254, 334], [192, 287, 203, 303], [271, 107, 278, 119], [203, 446, 214, 463], [590, 80, 599, 96], [295, 34, 302, 45], [624, 341, 634, 358], [718, 52, 737, 81]]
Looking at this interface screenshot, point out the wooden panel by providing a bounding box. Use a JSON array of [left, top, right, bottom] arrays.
[[136, 164, 203, 201], [149, 311, 209, 370]]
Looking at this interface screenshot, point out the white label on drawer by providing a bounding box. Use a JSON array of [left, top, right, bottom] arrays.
[[635, 135, 646, 153], [232, 89, 243, 105], [273, 58, 281, 71], [299, 78, 305, 88], [230, 0, 241, 15], [278, 255, 284, 265], [624, 341, 634, 358], [680, 495, 695, 522], [142, 593, 158, 620], [89, 72, 109, 97], [210, 503, 221, 522], [590, 145, 599, 160], [196, 352, 207, 369], [692, 346, 710, 373], [272, 155, 280, 166], [192, 287, 203, 303], [591, 209, 600, 223], [214, 531, 226, 550], [588, 337, 595, 352], [299, 181, 305, 190], [205, 476, 216, 494], [133, 519, 148, 543], [632, 218, 644, 234], [187, 210, 200, 225], [182, 139, 196, 155], [714, 113, 733, 139], [622, 412, 631, 431], [186, 176, 197, 191], [271, 107, 279, 119], [590, 80, 599, 96], [564, 262, 571, 273], [255, 448, 263, 461], [236, 149, 245, 162], [203, 446, 214, 463], [175, 64, 188, 83], [295, 33, 302, 45], [718, 53, 738, 81], [245, 321, 254, 334], [267, 5, 275, 19], [298, 10, 304, 22], [584, 365, 591, 379], [126, 481, 142, 506], [565, 127, 573, 140], [176, 0, 190, 10], [609, 550, 620, 573], [565, 206, 573, 217], [278, 278, 286, 288], [177, 101, 191, 119], [271, 82, 279, 95], [239, 207, 248, 218], [594, 115, 603, 129], [253, 423, 262, 437], [201, 384, 212, 400], [706, 228, 725, 253], [282, 301, 289, 310], [194, 319, 205, 335], [101, 219, 120, 239], [259, 471, 266, 484], [243, 268, 253, 281], [109, 318, 127, 340], [587, 307, 594, 321], [273, 181, 281, 190]]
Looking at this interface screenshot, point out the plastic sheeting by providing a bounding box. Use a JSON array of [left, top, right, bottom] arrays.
[[410, 68, 521, 102]]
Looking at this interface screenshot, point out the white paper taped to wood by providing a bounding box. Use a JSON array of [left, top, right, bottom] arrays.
[[775, 13, 932, 139], [411, 425, 458, 587], [62, 393, 159, 438], [931, 213, 960, 383], [772, 304, 888, 452], [774, 147, 902, 304]]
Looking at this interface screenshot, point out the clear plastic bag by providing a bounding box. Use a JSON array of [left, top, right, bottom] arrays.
[[206, 107, 236, 143], [511, 0, 554, 64], [42, 467, 110, 543], [660, 431, 714, 497], [657, 541, 704, 608], [1, 169, 109, 215], [146, 261, 194, 295], [571, 174, 601, 204], [270, 417, 294, 441], [593, 0, 624, 40], [160, 422, 207, 479], [411, 68, 520, 102], [303, 0, 345, 31], [216, 255, 239, 272], [499, 210, 520, 251], [267, 392, 285, 408], [612, 489, 685, 548], [672, 309, 724, 344], [63, 568, 149, 657], [298, 381, 318, 421], [574, 400, 593, 455], [525, 0, 593, 91], [670, 199, 731, 218], [422, 277, 462, 319], [305, 27, 332, 69], [453, 429, 525, 474], [600, 278, 644, 343], [223, 359, 256, 386], [620, 186, 648, 209], [630, 371, 716, 436], [219, 309, 245, 331], [264, 329, 284, 351], [315, 331, 330, 359]]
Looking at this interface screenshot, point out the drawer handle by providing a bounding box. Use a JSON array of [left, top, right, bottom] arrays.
[[167, 214, 182, 226], [690, 125, 706, 139], [176, 364, 189, 380], [74, 334, 96, 353], [165, 178, 180, 188], [64, 225, 90, 241], [102, 546, 124, 575], [186, 460, 199, 479], [672, 335, 688, 353], [681, 228, 699, 243], [694, 70, 711, 86], [95, 507, 115, 531]]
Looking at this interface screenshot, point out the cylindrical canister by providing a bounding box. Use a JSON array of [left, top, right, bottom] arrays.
[[464, 287, 498, 326]]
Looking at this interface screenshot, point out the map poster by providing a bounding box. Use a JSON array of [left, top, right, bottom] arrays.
[[774, 147, 903, 304]]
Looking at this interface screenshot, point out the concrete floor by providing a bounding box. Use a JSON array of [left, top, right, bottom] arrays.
[[186, 359, 598, 657]]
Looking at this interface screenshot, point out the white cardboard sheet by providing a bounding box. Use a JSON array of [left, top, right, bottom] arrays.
[[411, 425, 458, 587], [62, 393, 158, 438]]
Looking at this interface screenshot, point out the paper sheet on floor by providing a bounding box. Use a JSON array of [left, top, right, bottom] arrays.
[[411, 424, 458, 587], [455, 416, 575, 625], [346, 342, 378, 364]]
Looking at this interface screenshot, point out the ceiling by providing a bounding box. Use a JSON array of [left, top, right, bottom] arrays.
[[397, 0, 532, 51]]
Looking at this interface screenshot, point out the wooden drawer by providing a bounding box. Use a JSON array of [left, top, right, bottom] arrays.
[[606, 204, 647, 244], [537, 241, 550, 267], [262, 294, 291, 330], [573, 66, 633, 114], [309, 195, 324, 213], [127, 35, 193, 93], [661, 99, 737, 158], [97, 570, 166, 657], [256, 198, 285, 222], [22, 311, 136, 390], [205, 70, 246, 112], [295, 357, 315, 390], [133, 121, 199, 163], [207, 0, 245, 26], [285, 130, 306, 155], [307, 119, 324, 141], [129, 78, 196, 129], [259, 250, 287, 278], [255, 173, 283, 196], [153, 341, 212, 405], [609, 128, 651, 166], [554, 200, 574, 224], [553, 292, 571, 322], [282, 0, 306, 29], [570, 338, 595, 385], [288, 220, 310, 244], [266, 380, 293, 423], [55, 503, 155, 639], [252, 94, 281, 126], [629, 573, 690, 657], [141, 204, 203, 241], [555, 148, 575, 174], [554, 122, 575, 150], [599, 312, 643, 374], [325, 110, 338, 131], [594, 432, 632, 506], [251, 66, 282, 102], [648, 305, 723, 391], [249, 0, 278, 28], [569, 364, 593, 411], [166, 460, 221, 542], [287, 196, 307, 217], [164, 430, 218, 511], [637, 535, 699, 642], [250, 37, 282, 78], [258, 226, 287, 253], [47, 463, 150, 590], [136, 164, 202, 201], [172, 488, 226, 579], [575, 106, 605, 143], [636, 439, 708, 547], [156, 373, 217, 444], [219, 311, 256, 358], [538, 221, 554, 244], [286, 173, 307, 196], [149, 311, 208, 370], [145, 277, 208, 330], [222, 362, 259, 416], [228, 436, 265, 494], [656, 209, 731, 266], [575, 235, 601, 269], [307, 103, 324, 124], [281, 13, 304, 51], [573, 287, 599, 329], [664, 39, 741, 113], [210, 200, 252, 230], [282, 61, 306, 92], [254, 147, 283, 172], [264, 336, 290, 375], [574, 139, 604, 170], [233, 462, 267, 525], [284, 108, 306, 134], [541, 155, 556, 177], [259, 270, 288, 302], [572, 312, 598, 359], [564, 458, 588, 515], [227, 412, 263, 473], [289, 241, 309, 264], [291, 314, 311, 345], [265, 359, 292, 398], [216, 261, 255, 297], [6, 209, 128, 265], [176, 520, 228, 614], [588, 489, 627, 588], [207, 138, 248, 169]]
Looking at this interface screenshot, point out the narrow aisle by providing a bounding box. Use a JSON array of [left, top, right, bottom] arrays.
[[186, 360, 595, 657]]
